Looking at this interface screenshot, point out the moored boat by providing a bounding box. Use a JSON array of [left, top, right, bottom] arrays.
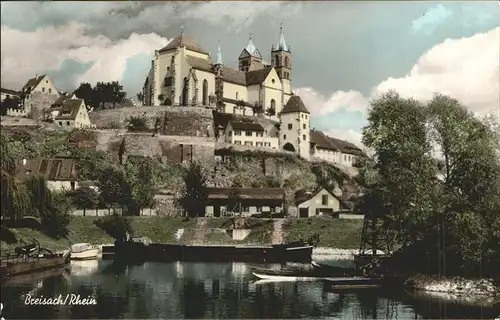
[[70, 243, 99, 260], [311, 261, 358, 277]]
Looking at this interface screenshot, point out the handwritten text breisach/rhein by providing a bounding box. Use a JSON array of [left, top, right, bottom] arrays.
[[24, 294, 97, 306]]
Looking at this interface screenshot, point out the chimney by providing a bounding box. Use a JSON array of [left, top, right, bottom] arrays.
[[22, 158, 27, 166]]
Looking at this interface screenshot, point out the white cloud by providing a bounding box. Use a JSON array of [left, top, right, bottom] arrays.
[[411, 4, 453, 35], [294, 88, 368, 115], [374, 26, 500, 116], [297, 26, 500, 147], [0, 22, 170, 90]]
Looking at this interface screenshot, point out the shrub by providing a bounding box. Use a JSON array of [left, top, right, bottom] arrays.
[[41, 207, 70, 239], [94, 214, 133, 240]]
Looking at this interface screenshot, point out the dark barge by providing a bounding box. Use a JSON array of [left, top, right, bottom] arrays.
[[0, 239, 71, 282], [107, 238, 313, 263]]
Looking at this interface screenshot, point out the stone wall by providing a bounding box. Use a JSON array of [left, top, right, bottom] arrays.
[[26, 91, 60, 119], [89, 106, 215, 137], [92, 130, 215, 167]]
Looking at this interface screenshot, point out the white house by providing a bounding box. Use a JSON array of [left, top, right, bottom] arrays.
[[49, 98, 92, 129], [225, 121, 278, 148], [294, 186, 345, 218], [310, 130, 365, 167]]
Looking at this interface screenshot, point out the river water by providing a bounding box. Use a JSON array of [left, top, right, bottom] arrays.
[[1, 260, 498, 319]]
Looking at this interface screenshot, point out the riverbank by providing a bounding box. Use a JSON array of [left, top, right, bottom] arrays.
[[405, 274, 500, 306], [1, 216, 363, 252]]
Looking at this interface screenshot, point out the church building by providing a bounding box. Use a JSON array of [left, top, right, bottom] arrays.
[[142, 26, 293, 120]]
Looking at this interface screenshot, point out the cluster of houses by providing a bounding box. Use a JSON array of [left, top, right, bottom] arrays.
[[1, 74, 92, 129], [14, 156, 349, 218]]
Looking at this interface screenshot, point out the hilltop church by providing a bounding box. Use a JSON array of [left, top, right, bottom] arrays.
[[142, 26, 292, 119], [143, 27, 365, 167]]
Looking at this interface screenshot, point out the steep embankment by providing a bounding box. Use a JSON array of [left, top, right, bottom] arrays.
[[1, 216, 364, 253]]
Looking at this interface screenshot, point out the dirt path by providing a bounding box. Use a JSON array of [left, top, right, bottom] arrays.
[[271, 219, 285, 245], [193, 218, 208, 244]]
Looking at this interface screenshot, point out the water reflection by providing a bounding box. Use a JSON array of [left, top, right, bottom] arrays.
[[1, 261, 498, 319]]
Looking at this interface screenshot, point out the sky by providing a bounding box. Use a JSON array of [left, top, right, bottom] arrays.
[[1, 1, 499, 147]]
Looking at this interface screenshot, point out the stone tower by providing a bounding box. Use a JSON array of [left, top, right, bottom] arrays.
[[238, 36, 263, 72], [271, 24, 292, 95], [279, 96, 310, 160]]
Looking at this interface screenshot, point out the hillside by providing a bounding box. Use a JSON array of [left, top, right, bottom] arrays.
[[1, 106, 362, 209]]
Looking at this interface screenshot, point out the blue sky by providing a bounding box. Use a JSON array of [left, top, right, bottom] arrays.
[[1, 1, 499, 146]]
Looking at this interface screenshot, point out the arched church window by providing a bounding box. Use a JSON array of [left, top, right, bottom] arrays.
[[202, 79, 208, 105], [270, 99, 276, 112], [236, 92, 239, 99], [284, 56, 289, 68], [275, 55, 279, 67]]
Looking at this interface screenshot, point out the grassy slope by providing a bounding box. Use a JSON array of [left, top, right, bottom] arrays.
[[205, 217, 274, 244], [283, 217, 363, 249], [1, 216, 364, 253]]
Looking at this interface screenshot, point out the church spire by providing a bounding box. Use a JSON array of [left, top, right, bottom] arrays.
[[276, 23, 289, 52], [245, 34, 257, 56], [214, 41, 223, 66]]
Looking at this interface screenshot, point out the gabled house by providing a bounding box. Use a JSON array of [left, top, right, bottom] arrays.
[[49, 98, 92, 129], [9, 74, 61, 119], [294, 186, 347, 218], [15, 158, 80, 192]]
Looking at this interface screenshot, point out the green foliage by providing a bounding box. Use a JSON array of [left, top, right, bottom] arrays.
[[1, 133, 31, 221], [74, 81, 126, 109], [127, 116, 149, 132], [362, 91, 500, 276], [97, 166, 131, 209], [179, 161, 208, 217], [68, 187, 100, 214], [124, 156, 156, 214], [94, 214, 133, 240]]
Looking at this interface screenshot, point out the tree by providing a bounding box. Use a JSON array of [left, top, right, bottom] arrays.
[[0, 133, 30, 221], [68, 187, 100, 216], [179, 161, 208, 217], [110, 81, 126, 108], [265, 107, 276, 117], [252, 102, 264, 115], [363, 91, 500, 276], [136, 92, 144, 106], [125, 156, 156, 215], [362, 91, 438, 249], [97, 166, 131, 211], [1, 96, 21, 115], [425, 94, 500, 272], [74, 82, 96, 108]]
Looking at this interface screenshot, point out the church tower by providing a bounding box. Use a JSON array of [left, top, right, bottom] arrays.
[[213, 41, 224, 111], [238, 36, 263, 72], [271, 25, 292, 95]]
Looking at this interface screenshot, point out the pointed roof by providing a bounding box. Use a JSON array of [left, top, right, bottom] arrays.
[[22, 74, 46, 91], [214, 41, 223, 65], [281, 96, 310, 114], [240, 36, 262, 59], [159, 34, 207, 55], [274, 24, 289, 52]]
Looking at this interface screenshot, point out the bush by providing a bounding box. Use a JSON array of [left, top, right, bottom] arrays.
[[94, 214, 133, 240], [41, 207, 70, 239]]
